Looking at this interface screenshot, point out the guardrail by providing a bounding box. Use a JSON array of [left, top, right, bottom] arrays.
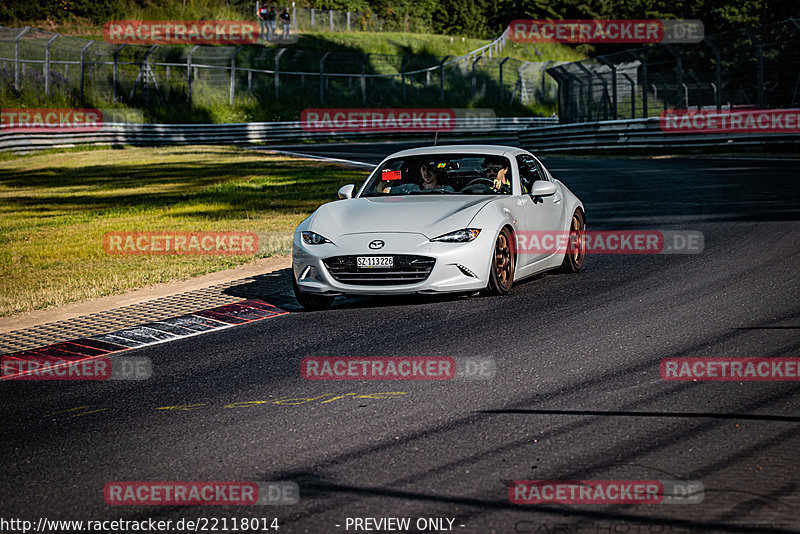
[[519, 117, 800, 152], [0, 116, 558, 153]]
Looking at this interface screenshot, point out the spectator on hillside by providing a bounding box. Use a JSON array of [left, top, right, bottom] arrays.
[[280, 7, 291, 39], [267, 6, 277, 40], [257, 4, 269, 43]]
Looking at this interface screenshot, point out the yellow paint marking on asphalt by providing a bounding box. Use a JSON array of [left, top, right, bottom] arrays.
[[70, 408, 108, 417], [272, 394, 341, 405], [354, 392, 409, 399], [223, 400, 271, 409], [155, 403, 207, 411], [40, 392, 410, 419], [42, 406, 92, 417], [320, 393, 357, 403]]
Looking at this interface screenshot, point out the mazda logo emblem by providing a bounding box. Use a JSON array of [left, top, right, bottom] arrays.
[[369, 240, 385, 249]]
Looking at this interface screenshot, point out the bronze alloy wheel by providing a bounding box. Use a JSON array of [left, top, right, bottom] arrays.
[[562, 209, 586, 273], [487, 227, 515, 295]]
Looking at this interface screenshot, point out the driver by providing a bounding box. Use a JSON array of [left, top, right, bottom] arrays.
[[483, 157, 511, 194]]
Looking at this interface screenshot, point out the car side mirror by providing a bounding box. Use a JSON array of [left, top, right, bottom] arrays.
[[338, 184, 355, 199], [530, 180, 557, 197]]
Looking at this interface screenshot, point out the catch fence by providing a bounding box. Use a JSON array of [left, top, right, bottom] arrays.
[[548, 19, 800, 123], [0, 26, 561, 117]]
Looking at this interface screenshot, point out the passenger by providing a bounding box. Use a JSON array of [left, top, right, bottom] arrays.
[[379, 161, 453, 194], [419, 161, 453, 191]]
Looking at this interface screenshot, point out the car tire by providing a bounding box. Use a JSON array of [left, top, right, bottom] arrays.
[[293, 274, 335, 310], [487, 227, 515, 295], [561, 209, 586, 273]]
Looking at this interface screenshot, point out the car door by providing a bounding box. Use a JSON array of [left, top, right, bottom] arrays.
[[516, 154, 565, 267]]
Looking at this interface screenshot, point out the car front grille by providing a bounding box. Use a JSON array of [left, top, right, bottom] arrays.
[[323, 255, 436, 286]]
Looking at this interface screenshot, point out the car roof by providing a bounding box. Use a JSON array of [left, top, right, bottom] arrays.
[[386, 145, 531, 159]]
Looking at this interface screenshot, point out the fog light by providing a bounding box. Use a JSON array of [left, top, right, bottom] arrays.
[[457, 264, 477, 278]]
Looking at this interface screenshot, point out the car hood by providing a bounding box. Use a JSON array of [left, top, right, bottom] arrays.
[[308, 195, 495, 240]]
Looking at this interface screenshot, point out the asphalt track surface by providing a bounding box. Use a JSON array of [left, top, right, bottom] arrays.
[[2, 140, 800, 534]]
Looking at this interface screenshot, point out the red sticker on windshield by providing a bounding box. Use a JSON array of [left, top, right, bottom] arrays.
[[381, 170, 402, 181]]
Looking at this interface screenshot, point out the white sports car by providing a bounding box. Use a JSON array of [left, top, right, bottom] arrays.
[[291, 145, 585, 310]]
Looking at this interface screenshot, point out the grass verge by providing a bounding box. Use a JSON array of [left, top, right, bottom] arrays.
[[0, 145, 368, 317]]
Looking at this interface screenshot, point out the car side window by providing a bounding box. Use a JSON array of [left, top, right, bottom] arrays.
[[516, 155, 542, 194], [532, 157, 551, 182]]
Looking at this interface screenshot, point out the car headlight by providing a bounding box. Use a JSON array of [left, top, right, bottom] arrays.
[[301, 231, 332, 245], [431, 229, 481, 243]]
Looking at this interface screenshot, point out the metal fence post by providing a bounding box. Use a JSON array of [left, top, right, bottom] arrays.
[[471, 56, 482, 100], [688, 71, 702, 110], [128, 45, 159, 102], [631, 51, 648, 118], [347, 11, 351, 31], [187, 45, 199, 104], [499, 57, 510, 101], [329, 10, 334, 32], [361, 53, 369, 105], [575, 62, 593, 120], [652, 73, 667, 111], [319, 51, 330, 103], [230, 46, 243, 105], [311, 8, 315, 28], [621, 73, 636, 118], [745, 29, 765, 108], [665, 45, 683, 108], [401, 55, 406, 102], [598, 57, 617, 119], [79, 40, 94, 105], [439, 56, 449, 103], [112, 44, 125, 102], [14, 27, 31, 89], [541, 60, 552, 96], [274, 48, 286, 98], [703, 37, 721, 110], [515, 61, 532, 105], [44, 34, 58, 96], [546, 66, 565, 121]]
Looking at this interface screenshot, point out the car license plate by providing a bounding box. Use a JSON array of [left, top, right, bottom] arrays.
[[358, 256, 393, 268]]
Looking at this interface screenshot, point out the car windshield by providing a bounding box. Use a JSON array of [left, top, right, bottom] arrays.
[[360, 154, 513, 197]]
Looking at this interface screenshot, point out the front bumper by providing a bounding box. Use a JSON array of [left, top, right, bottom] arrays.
[[292, 231, 494, 296]]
